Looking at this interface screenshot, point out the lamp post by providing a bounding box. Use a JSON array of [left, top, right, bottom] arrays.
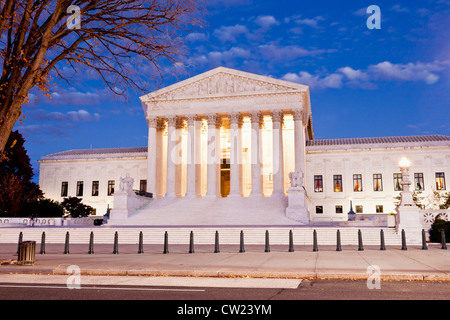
[[398, 157, 414, 206], [396, 157, 422, 244], [348, 198, 356, 221]]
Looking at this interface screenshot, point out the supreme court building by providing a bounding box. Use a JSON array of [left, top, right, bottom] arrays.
[[39, 67, 450, 226]]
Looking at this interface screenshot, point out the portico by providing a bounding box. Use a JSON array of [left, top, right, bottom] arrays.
[[140, 67, 313, 201]]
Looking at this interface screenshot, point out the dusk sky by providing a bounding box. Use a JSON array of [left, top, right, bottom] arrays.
[[14, 0, 450, 181]]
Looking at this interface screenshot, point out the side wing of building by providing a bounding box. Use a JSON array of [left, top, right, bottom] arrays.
[[305, 135, 450, 222], [38, 147, 148, 215]]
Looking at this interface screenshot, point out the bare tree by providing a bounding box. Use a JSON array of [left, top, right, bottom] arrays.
[[0, 0, 205, 153]]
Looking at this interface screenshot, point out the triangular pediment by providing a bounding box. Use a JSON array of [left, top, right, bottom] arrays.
[[140, 67, 309, 102]]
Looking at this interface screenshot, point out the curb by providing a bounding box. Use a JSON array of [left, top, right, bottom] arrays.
[[1, 266, 449, 282]]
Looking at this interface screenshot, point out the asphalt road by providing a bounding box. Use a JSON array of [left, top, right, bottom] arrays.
[[0, 279, 448, 301]]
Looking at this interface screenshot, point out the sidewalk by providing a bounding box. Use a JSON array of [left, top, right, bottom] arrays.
[[1, 243, 449, 282]]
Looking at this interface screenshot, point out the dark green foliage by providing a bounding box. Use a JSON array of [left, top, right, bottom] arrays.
[[19, 198, 64, 218], [61, 197, 94, 218], [429, 215, 450, 243], [0, 131, 43, 216]]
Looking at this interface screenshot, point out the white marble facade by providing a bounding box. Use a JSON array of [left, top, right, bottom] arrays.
[[38, 67, 450, 225]]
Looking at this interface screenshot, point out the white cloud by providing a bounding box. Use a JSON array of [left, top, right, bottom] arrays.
[[369, 61, 444, 84], [390, 4, 409, 13], [213, 24, 249, 42], [259, 44, 332, 60], [294, 16, 325, 28], [185, 32, 208, 42], [67, 109, 100, 122], [282, 60, 447, 89], [282, 71, 343, 89], [254, 15, 280, 29], [353, 7, 368, 17], [337, 66, 369, 81], [28, 109, 100, 123]]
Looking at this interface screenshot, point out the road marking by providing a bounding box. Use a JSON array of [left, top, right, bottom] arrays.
[[0, 284, 204, 292], [0, 274, 302, 289]]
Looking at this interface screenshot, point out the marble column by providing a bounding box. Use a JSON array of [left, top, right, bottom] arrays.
[[194, 117, 203, 197], [174, 118, 184, 198], [205, 113, 220, 198], [165, 115, 177, 198], [249, 110, 263, 197], [292, 109, 306, 176], [184, 114, 196, 198], [146, 116, 158, 196], [271, 110, 285, 197], [228, 112, 241, 197], [155, 119, 165, 198]]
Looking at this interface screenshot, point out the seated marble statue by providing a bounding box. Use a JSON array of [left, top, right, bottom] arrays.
[[289, 170, 304, 188], [119, 174, 134, 193]]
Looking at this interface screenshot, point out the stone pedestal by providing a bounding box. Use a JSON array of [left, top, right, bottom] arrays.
[[396, 205, 423, 244], [109, 190, 131, 224], [285, 187, 310, 225]]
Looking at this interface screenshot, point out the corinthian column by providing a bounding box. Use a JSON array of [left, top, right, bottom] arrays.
[[249, 110, 263, 197], [292, 109, 306, 177], [228, 112, 241, 197], [165, 115, 177, 198], [271, 110, 285, 197], [184, 114, 196, 198], [205, 113, 220, 198], [147, 116, 158, 196]]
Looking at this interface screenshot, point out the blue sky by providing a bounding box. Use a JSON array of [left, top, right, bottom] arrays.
[[15, 0, 450, 181]]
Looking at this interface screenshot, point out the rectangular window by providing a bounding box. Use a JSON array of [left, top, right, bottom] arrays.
[[355, 205, 363, 213], [61, 182, 68, 197], [333, 175, 343, 192], [314, 175, 323, 192], [393, 173, 402, 191], [373, 174, 383, 191], [414, 173, 424, 191], [92, 181, 99, 196], [335, 205, 343, 214], [76, 181, 84, 197], [436, 172, 446, 191], [107, 180, 115, 196], [140, 179, 147, 193], [315, 206, 323, 214], [376, 205, 384, 213], [353, 174, 363, 192]]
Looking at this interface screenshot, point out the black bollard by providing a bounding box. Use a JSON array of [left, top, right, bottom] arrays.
[[113, 231, 119, 254], [17, 231, 23, 254], [239, 230, 245, 253], [40, 232, 46, 254], [380, 229, 386, 251], [336, 229, 342, 251], [88, 231, 94, 254], [441, 230, 447, 250], [163, 231, 169, 254], [421, 229, 428, 250], [214, 230, 220, 253], [265, 230, 270, 253], [64, 231, 70, 254], [401, 229, 407, 250], [288, 230, 294, 252], [358, 229, 364, 251], [313, 229, 318, 252], [189, 231, 195, 254], [138, 231, 144, 254]]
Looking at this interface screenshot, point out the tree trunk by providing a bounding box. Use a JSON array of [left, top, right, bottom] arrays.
[[0, 101, 22, 154]]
